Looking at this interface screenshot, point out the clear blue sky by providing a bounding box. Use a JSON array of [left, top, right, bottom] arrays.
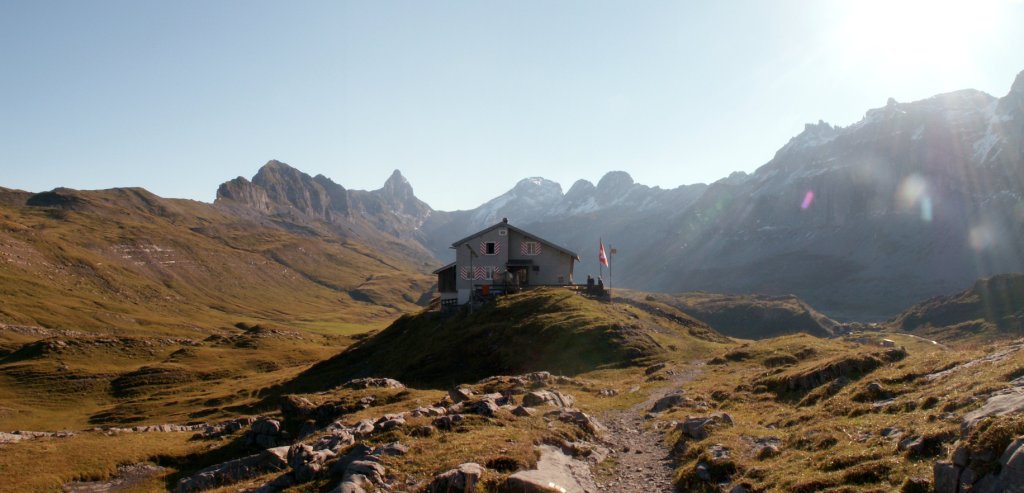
[[2, 1, 1022, 211]]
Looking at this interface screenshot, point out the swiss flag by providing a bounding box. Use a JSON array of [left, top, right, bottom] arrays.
[[599, 240, 609, 267]]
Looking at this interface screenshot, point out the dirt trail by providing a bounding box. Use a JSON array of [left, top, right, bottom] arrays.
[[594, 367, 698, 493]]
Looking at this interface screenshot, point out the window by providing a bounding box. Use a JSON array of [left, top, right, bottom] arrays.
[[521, 241, 541, 255], [485, 242, 496, 255]]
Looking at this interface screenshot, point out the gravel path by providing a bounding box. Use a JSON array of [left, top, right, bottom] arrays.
[[594, 368, 698, 493]]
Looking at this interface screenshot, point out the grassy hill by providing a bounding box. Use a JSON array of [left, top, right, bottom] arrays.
[[0, 186, 433, 336], [0, 185, 434, 431], [288, 288, 731, 390], [621, 290, 845, 339]]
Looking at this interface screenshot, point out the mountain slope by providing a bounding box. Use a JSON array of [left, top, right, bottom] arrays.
[[215, 160, 434, 261], [411, 71, 1024, 321], [0, 185, 432, 336], [890, 273, 1024, 344], [623, 291, 846, 339], [634, 72, 1024, 320]]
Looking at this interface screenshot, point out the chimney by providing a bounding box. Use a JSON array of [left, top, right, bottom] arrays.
[[502, 217, 508, 224]]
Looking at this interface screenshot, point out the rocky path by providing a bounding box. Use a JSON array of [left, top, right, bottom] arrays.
[[594, 367, 698, 493]]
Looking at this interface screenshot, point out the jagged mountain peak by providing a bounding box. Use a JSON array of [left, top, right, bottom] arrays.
[[381, 169, 415, 199], [387, 169, 408, 183], [511, 176, 562, 194], [777, 119, 839, 155], [596, 171, 634, 190], [566, 179, 596, 196], [1011, 69, 1024, 96], [594, 171, 637, 205]]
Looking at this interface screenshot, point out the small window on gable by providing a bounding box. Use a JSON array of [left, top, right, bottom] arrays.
[[498, 228, 507, 236], [485, 242, 496, 255], [521, 241, 541, 256]]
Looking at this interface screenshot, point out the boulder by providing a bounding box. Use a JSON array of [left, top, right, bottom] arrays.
[[754, 444, 779, 460], [499, 445, 596, 493], [373, 442, 409, 457], [329, 481, 366, 493], [678, 413, 733, 440], [410, 425, 436, 437], [521, 390, 575, 408], [449, 388, 474, 403], [375, 414, 406, 432], [353, 419, 375, 437], [469, 398, 500, 417], [246, 418, 284, 449], [433, 414, 465, 431], [546, 410, 606, 436], [511, 406, 536, 417], [311, 429, 355, 453], [933, 462, 960, 493], [645, 362, 668, 375], [346, 460, 385, 484], [328, 444, 374, 477], [650, 391, 687, 413], [961, 387, 1024, 436], [173, 447, 290, 492], [287, 443, 334, 483], [970, 436, 1024, 493], [280, 395, 316, 421], [411, 406, 447, 417], [341, 377, 405, 389], [424, 462, 484, 493]]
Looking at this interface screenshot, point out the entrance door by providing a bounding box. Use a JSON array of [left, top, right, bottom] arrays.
[[508, 266, 529, 287]]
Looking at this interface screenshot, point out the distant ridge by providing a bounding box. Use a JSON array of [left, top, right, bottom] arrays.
[[890, 273, 1024, 343]]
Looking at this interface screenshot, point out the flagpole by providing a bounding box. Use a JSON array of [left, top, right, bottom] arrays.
[[599, 237, 604, 281]]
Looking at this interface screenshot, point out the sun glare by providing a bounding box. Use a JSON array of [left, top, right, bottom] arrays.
[[835, 0, 1005, 74]]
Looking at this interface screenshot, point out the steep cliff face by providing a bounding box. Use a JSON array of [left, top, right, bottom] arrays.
[[347, 170, 432, 237], [247, 160, 349, 221], [215, 176, 272, 212], [214, 161, 435, 263]]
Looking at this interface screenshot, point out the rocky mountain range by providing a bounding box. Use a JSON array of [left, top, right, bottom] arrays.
[[239, 69, 1017, 321], [209, 69, 1024, 321], [7, 71, 1021, 325]]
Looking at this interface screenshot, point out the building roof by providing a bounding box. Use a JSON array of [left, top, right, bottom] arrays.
[[449, 220, 580, 260], [431, 262, 456, 275]]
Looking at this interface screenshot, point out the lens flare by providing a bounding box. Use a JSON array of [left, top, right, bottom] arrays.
[[920, 196, 933, 223], [968, 224, 997, 251], [801, 191, 814, 210], [896, 174, 933, 222]]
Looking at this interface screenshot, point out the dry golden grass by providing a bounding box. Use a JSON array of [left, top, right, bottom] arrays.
[[653, 333, 1024, 492], [0, 432, 203, 493]]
